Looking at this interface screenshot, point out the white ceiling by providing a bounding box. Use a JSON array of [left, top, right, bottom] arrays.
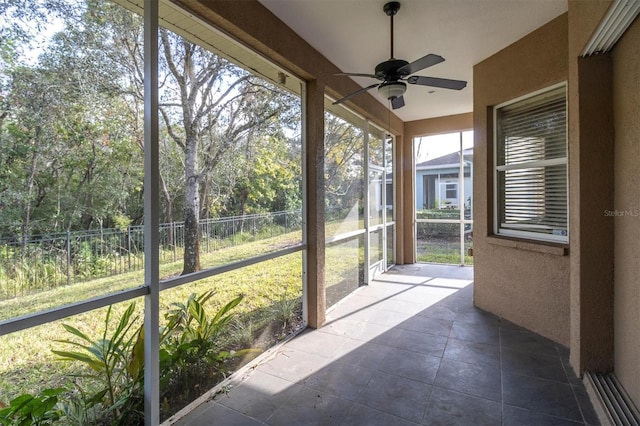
[[258, 0, 568, 122]]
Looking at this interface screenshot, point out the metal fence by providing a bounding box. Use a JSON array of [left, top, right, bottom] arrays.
[[0, 210, 302, 300]]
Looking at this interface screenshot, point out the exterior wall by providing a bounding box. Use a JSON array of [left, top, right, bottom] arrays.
[[416, 170, 471, 210], [612, 15, 640, 407], [473, 15, 570, 344]]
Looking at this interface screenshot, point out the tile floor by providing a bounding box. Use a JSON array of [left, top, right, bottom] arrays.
[[172, 264, 599, 425]]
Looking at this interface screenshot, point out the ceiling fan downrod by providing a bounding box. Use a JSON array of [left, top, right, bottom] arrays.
[[383, 2, 400, 59]]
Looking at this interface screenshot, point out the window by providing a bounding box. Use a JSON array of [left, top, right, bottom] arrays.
[[494, 84, 568, 243], [445, 183, 458, 199]]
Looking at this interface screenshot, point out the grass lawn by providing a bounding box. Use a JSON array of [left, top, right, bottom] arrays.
[[416, 238, 474, 265], [0, 233, 304, 407]]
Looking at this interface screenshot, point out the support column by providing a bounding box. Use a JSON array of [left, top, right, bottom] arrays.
[[395, 135, 405, 263], [305, 80, 326, 329], [569, 54, 615, 374], [143, 0, 160, 424], [401, 132, 416, 264]]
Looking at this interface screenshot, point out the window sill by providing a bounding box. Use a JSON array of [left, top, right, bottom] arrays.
[[487, 236, 568, 256]]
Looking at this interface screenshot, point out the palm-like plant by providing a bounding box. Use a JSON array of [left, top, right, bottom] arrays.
[[52, 303, 143, 423]]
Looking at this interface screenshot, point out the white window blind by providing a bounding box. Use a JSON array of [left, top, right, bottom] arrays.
[[495, 85, 568, 242]]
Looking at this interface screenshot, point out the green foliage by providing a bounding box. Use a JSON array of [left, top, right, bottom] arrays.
[[165, 291, 243, 344], [1, 248, 303, 419], [270, 292, 300, 331], [112, 214, 132, 231], [52, 303, 144, 425], [324, 112, 365, 214], [228, 317, 259, 348], [72, 241, 113, 279], [0, 387, 65, 426], [48, 292, 247, 422], [416, 209, 460, 238], [160, 292, 244, 402]]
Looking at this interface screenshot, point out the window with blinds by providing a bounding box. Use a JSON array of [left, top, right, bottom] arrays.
[[494, 84, 568, 243]]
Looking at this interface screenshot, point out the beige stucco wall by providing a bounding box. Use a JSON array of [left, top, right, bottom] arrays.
[[473, 14, 571, 345], [612, 15, 640, 407]]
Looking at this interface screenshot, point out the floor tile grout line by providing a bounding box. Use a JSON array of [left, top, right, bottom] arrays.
[[501, 402, 588, 425], [210, 399, 269, 426], [421, 336, 447, 424]]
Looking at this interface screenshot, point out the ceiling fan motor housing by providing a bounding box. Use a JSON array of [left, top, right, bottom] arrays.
[[375, 59, 410, 80], [383, 2, 401, 16]]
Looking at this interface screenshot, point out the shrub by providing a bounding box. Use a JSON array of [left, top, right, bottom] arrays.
[[0, 388, 65, 426], [160, 292, 244, 391], [52, 303, 144, 425]]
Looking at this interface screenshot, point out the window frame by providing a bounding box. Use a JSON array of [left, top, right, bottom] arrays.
[[443, 182, 458, 201], [493, 83, 569, 244]]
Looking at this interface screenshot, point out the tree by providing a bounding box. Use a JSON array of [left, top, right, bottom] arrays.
[[0, 0, 143, 237], [157, 29, 293, 274], [0, 0, 302, 273], [324, 112, 365, 218]]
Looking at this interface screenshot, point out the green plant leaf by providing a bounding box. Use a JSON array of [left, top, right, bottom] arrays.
[[40, 388, 66, 397], [211, 295, 243, 325], [60, 324, 93, 343], [51, 350, 103, 371], [127, 326, 144, 382]]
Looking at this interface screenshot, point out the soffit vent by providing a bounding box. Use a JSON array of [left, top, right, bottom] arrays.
[[582, 0, 640, 57]]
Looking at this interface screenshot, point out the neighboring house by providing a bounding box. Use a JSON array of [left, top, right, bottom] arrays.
[[415, 148, 472, 210]]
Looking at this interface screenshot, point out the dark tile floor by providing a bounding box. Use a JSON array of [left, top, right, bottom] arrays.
[[172, 264, 599, 426]]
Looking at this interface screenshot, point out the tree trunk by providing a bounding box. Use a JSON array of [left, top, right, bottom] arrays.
[[182, 136, 200, 274], [159, 173, 173, 246], [21, 147, 39, 247]]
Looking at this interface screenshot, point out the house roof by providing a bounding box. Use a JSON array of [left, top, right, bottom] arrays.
[[416, 148, 473, 169]]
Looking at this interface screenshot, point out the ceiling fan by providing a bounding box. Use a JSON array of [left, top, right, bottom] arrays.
[[333, 1, 467, 110]]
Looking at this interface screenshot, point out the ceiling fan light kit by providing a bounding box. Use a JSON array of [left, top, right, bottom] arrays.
[[333, 1, 467, 110], [378, 81, 406, 99]]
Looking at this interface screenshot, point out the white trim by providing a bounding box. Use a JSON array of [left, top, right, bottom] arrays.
[[0, 286, 149, 336], [326, 229, 366, 245], [496, 157, 567, 171], [364, 121, 371, 284], [143, 0, 160, 423], [498, 228, 568, 244], [301, 83, 309, 329], [417, 162, 466, 171], [582, 0, 640, 56]]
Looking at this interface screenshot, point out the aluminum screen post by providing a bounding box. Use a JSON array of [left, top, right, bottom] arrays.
[[143, 0, 160, 424]]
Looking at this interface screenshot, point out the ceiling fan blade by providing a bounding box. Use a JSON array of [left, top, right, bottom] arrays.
[[391, 95, 405, 109], [397, 54, 444, 76], [407, 75, 467, 90], [335, 72, 379, 79], [332, 83, 380, 105]]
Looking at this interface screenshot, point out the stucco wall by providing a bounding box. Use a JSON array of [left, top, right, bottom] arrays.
[[473, 14, 570, 344], [612, 15, 640, 407]]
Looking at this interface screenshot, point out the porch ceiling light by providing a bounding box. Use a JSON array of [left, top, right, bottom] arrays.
[[378, 81, 406, 100]]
